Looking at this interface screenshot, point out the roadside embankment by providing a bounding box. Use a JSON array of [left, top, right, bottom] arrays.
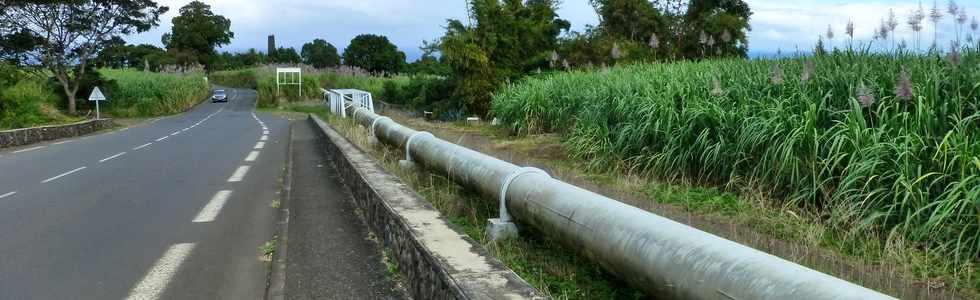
[[0, 118, 113, 149], [308, 114, 544, 299]]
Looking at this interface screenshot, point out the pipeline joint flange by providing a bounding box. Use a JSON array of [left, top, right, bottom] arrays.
[[351, 106, 366, 125], [368, 116, 391, 145], [487, 218, 518, 241], [398, 131, 433, 171], [489, 167, 549, 241]]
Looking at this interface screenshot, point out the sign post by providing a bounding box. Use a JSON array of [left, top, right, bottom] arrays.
[[88, 87, 106, 119], [276, 68, 302, 99]]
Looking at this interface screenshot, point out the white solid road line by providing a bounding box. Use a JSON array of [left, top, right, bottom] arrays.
[[99, 152, 127, 163], [0, 191, 16, 199], [260, 135, 268, 141], [192, 190, 232, 223], [134, 143, 153, 150], [13, 146, 45, 154], [244, 151, 260, 162], [171, 131, 181, 136], [156, 136, 168, 142], [254, 142, 265, 149], [262, 130, 269, 135], [41, 166, 86, 183], [227, 166, 250, 182], [52, 140, 73, 145], [126, 243, 196, 300]]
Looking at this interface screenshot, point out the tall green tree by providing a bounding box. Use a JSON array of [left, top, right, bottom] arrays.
[[342, 34, 405, 74], [162, 1, 233, 70], [271, 47, 301, 64], [0, 29, 40, 65], [573, 0, 752, 63], [241, 49, 265, 66], [403, 39, 450, 76], [441, 0, 569, 117], [301, 39, 340, 69], [592, 0, 667, 42], [0, 0, 168, 114], [128, 44, 168, 71], [94, 37, 131, 69], [681, 0, 752, 58]]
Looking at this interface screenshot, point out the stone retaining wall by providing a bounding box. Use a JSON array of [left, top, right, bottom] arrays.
[[0, 119, 114, 149], [308, 115, 545, 300]]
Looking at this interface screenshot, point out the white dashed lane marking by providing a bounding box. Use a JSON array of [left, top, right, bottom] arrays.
[[41, 166, 86, 183], [13, 146, 45, 154], [227, 166, 250, 182], [99, 152, 126, 163], [244, 151, 260, 162], [133, 143, 153, 150], [192, 190, 232, 223], [126, 243, 196, 300], [254, 142, 265, 149], [0, 191, 16, 199], [260, 135, 267, 141]]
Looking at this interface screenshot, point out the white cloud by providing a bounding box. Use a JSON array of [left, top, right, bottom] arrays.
[[126, 0, 980, 58], [747, 0, 980, 53], [127, 0, 599, 60]]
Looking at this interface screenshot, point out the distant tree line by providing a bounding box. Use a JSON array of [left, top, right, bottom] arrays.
[[2, 0, 754, 119], [93, 35, 408, 76], [397, 0, 754, 117]]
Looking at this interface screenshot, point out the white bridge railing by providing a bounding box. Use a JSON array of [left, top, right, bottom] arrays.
[[323, 88, 374, 118]]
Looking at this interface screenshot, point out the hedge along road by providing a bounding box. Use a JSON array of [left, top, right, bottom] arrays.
[[0, 88, 288, 299]]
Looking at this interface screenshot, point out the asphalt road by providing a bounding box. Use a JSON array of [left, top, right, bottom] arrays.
[[0, 88, 286, 299]]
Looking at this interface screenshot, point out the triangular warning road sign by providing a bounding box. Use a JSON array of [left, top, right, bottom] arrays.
[[88, 87, 106, 101]]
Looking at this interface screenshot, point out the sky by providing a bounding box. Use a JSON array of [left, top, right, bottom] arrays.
[[126, 0, 980, 60]]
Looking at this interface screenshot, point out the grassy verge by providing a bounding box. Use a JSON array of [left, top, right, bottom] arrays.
[[0, 65, 81, 130], [100, 69, 210, 118], [1, 67, 207, 130]]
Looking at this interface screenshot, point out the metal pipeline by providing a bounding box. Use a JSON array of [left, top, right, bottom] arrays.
[[347, 106, 894, 300]]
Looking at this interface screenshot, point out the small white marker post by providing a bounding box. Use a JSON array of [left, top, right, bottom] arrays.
[[88, 87, 107, 119]]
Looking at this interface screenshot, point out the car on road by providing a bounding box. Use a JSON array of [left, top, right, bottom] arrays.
[[212, 89, 228, 103]]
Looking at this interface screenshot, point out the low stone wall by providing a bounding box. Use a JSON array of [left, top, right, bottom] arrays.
[[0, 119, 114, 149], [308, 115, 545, 300]]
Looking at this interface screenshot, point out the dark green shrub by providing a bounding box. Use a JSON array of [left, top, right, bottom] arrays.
[[210, 69, 258, 88], [0, 79, 63, 129]]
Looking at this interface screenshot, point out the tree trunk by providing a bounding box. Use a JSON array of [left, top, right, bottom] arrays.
[[55, 76, 77, 115], [67, 93, 77, 115]]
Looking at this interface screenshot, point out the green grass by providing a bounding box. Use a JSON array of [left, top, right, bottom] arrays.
[[0, 65, 80, 130], [100, 69, 210, 117], [492, 50, 980, 289], [0, 78, 79, 129], [260, 237, 277, 261], [646, 182, 749, 217]]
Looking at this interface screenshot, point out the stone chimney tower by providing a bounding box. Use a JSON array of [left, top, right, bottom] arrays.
[[267, 35, 276, 55]]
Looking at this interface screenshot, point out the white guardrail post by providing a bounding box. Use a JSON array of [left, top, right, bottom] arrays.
[[344, 105, 897, 300]]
